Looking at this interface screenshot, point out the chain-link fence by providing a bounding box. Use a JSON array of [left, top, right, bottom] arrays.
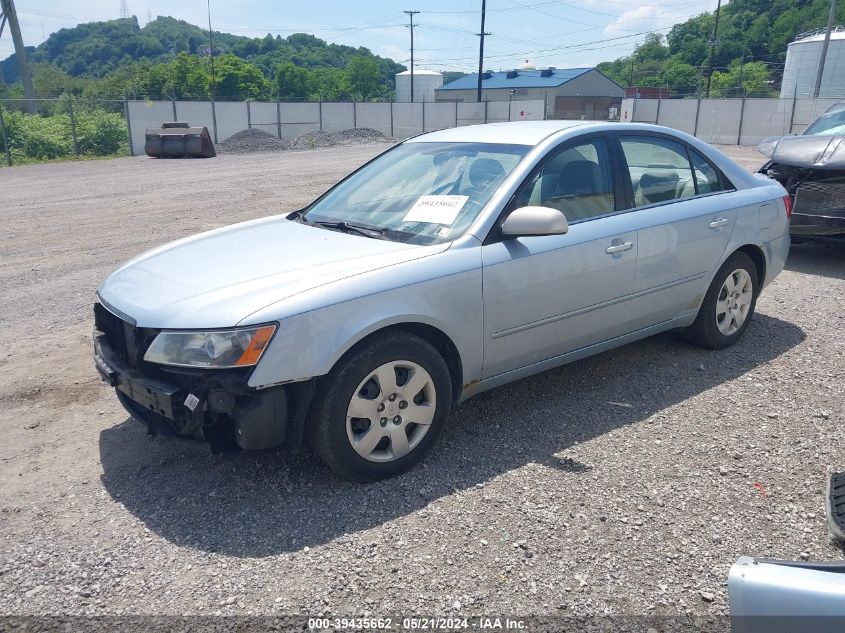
[[0, 97, 130, 167]]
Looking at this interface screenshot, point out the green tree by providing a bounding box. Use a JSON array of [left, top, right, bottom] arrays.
[[345, 55, 382, 100], [275, 62, 310, 99], [31, 63, 86, 97], [711, 61, 772, 97], [307, 67, 350, 101], [213, 54, 270, 99], [661, 59, 700, 96]]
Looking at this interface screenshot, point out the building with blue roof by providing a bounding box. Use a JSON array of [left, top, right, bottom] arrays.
[[434, 63, 625, 121]]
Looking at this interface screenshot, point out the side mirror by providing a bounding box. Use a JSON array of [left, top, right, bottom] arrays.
[[500, 206, 569, 238]]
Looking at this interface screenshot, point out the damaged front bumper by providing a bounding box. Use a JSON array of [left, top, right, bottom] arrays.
[[757, 134, 845, 237], [758, 162, 845, 237], [93, 303, 307, 452]]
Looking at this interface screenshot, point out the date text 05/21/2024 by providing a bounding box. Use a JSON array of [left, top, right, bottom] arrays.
[[307, 617, 527, 630]]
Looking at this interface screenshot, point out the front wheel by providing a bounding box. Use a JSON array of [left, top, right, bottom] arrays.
[[685, 251, 759, 350], [308, 332, 452, 481]]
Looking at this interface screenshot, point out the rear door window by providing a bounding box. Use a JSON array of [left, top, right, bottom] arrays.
[[689, 148, 726, 194], [619, 136, 696, 207]]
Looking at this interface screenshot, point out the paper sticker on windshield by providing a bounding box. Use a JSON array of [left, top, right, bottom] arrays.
[[403, 195, 468, 225]]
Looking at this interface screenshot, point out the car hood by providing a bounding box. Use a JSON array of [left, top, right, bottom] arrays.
[[757, 134, 845, 169], [98, 216, 447, 328]]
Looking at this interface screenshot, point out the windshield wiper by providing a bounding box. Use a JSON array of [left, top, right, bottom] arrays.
[[306, 219, 387, 240]]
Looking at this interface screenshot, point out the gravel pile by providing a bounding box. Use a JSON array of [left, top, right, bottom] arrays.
[[289, 127, 392, 150], [215, 128, 290, 154], [1, 146, 844, 618], [215, 127, 393, 155]]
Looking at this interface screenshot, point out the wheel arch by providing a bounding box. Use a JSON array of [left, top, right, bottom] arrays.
[[328, 320, 464, 405], [735, 243, 767, 290]]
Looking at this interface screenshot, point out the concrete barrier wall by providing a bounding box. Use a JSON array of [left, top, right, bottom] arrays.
[[175, 101, 214, 137], [320, 103, 354, 132], [457, 102, 485, 127], [696, 99, 744, 145], [392, 103, 423, 139], [486, 102, 510, 123], [424, 102, 456, 132], [125, 98, 551, 155], [355, 103, 393, 136], [249, 102, 278, 137], [654, 99, 698, 135], [214, 101, 249, 142], [620, 97, 840, 146], [127, 100, 175, 155], [739, 100, 792, 145]]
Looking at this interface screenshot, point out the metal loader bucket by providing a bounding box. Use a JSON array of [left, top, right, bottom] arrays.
[[144, 122, 216, 158]]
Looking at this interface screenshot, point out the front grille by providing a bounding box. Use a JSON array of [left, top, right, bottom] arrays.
[[795, 179, 845, 218]]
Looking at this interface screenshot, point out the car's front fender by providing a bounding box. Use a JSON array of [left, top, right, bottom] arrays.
[[245, 245, 484, 393]]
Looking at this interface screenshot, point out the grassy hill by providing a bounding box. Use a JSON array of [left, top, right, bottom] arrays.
[[597, 0, 845, 97], [1, 16, 404, 100]]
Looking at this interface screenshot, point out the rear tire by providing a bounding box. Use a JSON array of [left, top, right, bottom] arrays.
[[685, 251, 759, 350], [308, 332, 452, 481]]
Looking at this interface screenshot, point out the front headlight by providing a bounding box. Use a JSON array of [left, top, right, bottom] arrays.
[[143, 324, 277, 369]]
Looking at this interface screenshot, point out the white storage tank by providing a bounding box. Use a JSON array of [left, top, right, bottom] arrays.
[[781, 27, 845, 98], [395, 69, 443, 102]]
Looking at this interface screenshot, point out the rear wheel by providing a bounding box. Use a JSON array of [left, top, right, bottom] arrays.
[[686, 251, 759, 349], [309, 332, 452, 481]]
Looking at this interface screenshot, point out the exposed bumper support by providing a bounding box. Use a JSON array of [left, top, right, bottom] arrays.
[[94, 330, 290, 451]]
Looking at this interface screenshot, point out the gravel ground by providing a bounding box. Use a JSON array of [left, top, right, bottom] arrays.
[[1, 144, 843, 619]]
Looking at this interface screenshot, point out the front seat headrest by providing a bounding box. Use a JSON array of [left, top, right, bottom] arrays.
[[469, 158, 505, 189], [558, 160, 601, 196]]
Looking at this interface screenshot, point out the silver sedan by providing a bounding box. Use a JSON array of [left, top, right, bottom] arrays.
[[93, 121, 791, 480]]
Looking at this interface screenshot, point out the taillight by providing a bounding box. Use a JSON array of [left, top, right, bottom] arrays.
[[783, 194, 793, 219]]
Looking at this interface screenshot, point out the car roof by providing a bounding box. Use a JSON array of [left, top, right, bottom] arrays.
[[405, 120, 765, 192], [405, 120, 591, 146]]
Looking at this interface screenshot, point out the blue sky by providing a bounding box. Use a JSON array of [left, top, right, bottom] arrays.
[[2, 0, 719, 71]]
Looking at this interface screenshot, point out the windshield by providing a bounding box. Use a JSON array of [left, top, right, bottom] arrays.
[[804, 105, 845, 136], [301, 142, 530, 244]]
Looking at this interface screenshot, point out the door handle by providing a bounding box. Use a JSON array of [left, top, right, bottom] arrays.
[[605, 241, 633, 254], [709, 217, 729, 229]]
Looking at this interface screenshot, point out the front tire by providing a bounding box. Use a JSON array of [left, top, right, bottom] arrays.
[[685, 251, 759, 350], [308, 332, 452, 481]]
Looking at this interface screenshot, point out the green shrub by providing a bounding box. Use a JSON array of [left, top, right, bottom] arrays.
[[0, 105, 128, 164]]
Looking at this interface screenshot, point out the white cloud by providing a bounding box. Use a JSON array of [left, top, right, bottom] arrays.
[[602, 5, 690, 38]]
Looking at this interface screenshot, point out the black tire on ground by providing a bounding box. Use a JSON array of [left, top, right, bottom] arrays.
[[308, 331, 453, 481], [685, 251, 759, 350]]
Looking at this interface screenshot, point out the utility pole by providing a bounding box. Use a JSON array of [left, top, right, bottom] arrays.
[[629, 58, 635, 86], [704, 0, 722, 98], [476, 0, 490, 103], [0, 0, 36, 113], [404, 10, 419, 102], [813, 0, 837, 98], [207, 0, 216, 99]]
